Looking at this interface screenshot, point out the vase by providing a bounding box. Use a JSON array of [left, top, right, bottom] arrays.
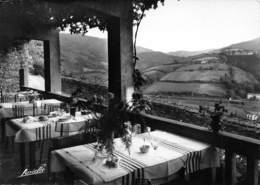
[[70, 107, 77, 117]]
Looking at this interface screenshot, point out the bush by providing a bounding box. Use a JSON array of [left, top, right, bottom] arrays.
[[30, 62, 44, 77]]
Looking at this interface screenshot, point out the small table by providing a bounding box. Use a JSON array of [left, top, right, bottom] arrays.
[[0, 99, 62, 119], [51, 130, 220, 185], [0, 99, 62, 142], [6, 111, 99, 169], [1, 91, 40, 103]]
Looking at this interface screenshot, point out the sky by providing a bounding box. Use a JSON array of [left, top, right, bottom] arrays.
[[86, 0, 260, 53]]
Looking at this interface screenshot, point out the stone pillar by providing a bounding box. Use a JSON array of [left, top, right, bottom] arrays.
[[107, 0, 134, 103], [43, 30, 61, 93]]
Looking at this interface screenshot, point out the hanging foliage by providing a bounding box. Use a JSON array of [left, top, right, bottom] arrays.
[[0, 0, 164, 50]]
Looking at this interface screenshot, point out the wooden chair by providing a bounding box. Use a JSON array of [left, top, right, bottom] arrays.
[[2, 95, 12, 103], [12, 104, 25, 118], [36, 124, 52, 165], [41, 103, 60, 115]]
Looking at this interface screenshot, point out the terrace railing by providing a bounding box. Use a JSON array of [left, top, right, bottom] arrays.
[[22, 86, 260, 185]]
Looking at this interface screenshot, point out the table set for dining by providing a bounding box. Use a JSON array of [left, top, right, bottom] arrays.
[[0, 99, 62, 119], [0, 94, 220, 185], [0, 97, 100, 170], [5, 111, 99, 143], [50, 130, 220, 185], [1, 90, 41, 103]]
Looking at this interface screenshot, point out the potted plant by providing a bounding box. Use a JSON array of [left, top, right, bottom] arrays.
[[209, 103, 227, 133]]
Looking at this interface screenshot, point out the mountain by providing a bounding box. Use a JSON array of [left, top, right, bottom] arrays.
[[227, 37, 260, 54], [26, 33, 260, 98], [168, 49, 215, 57], [60, 33, 186, 82], [60, 33, 163, 73], [167, 37, 260, 57], [136, 46, 153, 53], [60, 33, 108, 75], [136, 51, 185, 71]]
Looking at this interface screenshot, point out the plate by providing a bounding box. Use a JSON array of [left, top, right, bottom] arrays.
[[38, 116, 48, 122]]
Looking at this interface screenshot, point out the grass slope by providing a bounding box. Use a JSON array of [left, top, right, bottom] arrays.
[[144, 63, 259, 97]]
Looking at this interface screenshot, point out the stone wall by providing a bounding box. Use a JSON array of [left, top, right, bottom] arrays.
[[0, 48, 23, 92]]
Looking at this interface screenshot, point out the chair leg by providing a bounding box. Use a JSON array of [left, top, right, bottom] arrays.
[[20, 143, 26, 169], [1, 119, 5, 143], [39, 141, 45, 165], [64, 167, 75, 184]]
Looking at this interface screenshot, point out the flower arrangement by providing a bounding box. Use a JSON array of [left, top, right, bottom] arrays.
[[94, 92, 151, 162]]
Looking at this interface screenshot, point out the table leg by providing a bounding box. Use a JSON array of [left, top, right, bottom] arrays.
[[29, 142, 36, 170], [211, 167, 217, 185], [64, 167, 74, 184], [19, 143, 25, 169], [1, 118, 5, 143]]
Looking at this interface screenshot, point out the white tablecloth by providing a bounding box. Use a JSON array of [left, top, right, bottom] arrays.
[[5, 111, 98, 143], [50, 130, 220, 185], [1, 91, 40, 103], [0, 99, 62, 119]]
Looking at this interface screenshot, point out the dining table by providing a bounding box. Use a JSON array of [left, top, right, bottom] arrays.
[[5, 110, 100, 169], [0, 99, 63, 143], [50, 130, 220, 185], [0, 99, 62, 119], [1, 90, 41, 103]]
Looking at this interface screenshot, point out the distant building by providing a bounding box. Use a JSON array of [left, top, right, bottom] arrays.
[[193, 56, 219, 64], [247, 93, 260, 100], [223, 48, 255, 56]]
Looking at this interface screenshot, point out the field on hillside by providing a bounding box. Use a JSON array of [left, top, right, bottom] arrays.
[[147, 94, 260, 119], [144, 61, 260, 98], [144, 82, 227, 97]]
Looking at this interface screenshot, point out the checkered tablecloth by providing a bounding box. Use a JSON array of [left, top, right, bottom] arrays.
[[50, 130, 220, 185]]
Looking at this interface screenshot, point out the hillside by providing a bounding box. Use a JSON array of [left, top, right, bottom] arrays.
[[60, 33, 181, 85], [225, 54, 260, 80], [136, 51, 185, 70], [2, 33, 260, 99], [168, 49, 215, 57], [144, 63, 259, 98], [44, 35, 260, 98], [227, 37, 260, 55]]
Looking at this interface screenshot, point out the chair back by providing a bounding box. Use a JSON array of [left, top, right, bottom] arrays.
[[12, 105, 25, 117], [41, 103, 60, 115], [2, 95, 12, 103], [35, 124, 52, 141]]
